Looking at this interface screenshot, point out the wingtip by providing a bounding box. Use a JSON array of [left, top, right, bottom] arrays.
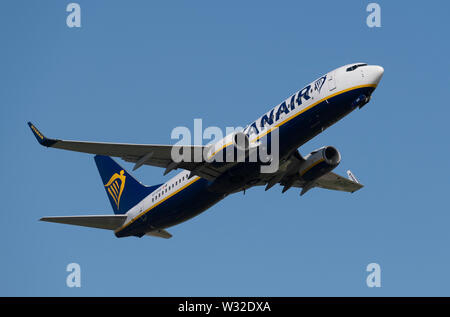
[[27, 122, 57, 147]]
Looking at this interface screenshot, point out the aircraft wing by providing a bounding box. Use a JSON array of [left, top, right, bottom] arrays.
[[313, 172, 363, 192], [275, 150, 363, 194], [28, 122, 223, 180], [285, 172, 363, 193], [233, 150, 363, 195], [28, 122, 363, 191]]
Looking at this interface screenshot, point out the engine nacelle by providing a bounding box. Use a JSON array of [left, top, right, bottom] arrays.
[[204, 131, 251, 163], [206, 131, 262, 164], [298, 146, 341, 182], [232, 131, 250, 152]]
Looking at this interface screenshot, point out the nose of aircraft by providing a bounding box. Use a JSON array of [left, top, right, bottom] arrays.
[[368, 65, 384, 85]]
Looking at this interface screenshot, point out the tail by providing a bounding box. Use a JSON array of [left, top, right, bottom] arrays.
[[94, 155, 161, 214]]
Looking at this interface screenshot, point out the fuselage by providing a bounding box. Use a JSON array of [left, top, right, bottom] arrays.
[[115, 63, 384, 237]]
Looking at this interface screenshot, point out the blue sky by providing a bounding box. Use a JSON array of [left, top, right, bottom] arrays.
[[1, 1, 449, 296]]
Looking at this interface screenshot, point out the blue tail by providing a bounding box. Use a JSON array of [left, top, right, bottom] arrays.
[[94, 155, 161, 214]]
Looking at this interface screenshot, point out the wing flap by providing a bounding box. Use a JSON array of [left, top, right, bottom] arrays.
[[314, 172, 363, 193], [40, 215, 127, 230]]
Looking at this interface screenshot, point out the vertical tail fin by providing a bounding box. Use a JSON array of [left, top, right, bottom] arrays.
[[94, 155, 160, 214]]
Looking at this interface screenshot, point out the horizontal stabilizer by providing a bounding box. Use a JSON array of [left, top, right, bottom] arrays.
[[40, 215, 127, 230]]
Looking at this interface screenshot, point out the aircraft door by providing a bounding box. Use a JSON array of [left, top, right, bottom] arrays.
[[327, 71, 336, 91]]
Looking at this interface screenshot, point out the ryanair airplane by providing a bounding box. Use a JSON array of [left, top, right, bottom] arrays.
[[28, 63, 384, 239]]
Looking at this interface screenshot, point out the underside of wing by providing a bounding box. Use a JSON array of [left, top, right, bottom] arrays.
[[276, 170, 362, 193], [277, 171, 363, 194], [40, 215, 127, 230], [247, 150, 363, 194], [28, 122, 224, 180], [314, 172, 363, 192]]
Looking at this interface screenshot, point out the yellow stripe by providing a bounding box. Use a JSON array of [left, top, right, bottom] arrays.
[[251, 84, 377, 142], [115, 176, 201, 233], [113, 181, 119, 193], [299, 158, 325, 177], [208, 141, 233, 159]]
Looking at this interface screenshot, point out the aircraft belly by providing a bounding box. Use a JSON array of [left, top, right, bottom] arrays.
[[119, 178, 224, 237]]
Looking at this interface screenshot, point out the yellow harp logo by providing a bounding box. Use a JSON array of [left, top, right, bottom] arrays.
[[104, 170, 126, 210]]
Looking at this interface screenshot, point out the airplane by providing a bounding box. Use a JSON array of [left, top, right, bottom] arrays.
[[28, 62, 384, 239]]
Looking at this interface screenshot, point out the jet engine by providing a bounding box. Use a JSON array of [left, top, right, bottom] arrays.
[[232, 131, 250, 152], [298, 146, 341, 182]]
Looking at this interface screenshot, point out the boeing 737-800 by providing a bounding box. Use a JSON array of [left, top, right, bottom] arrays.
[[28, 63, 384, 238]]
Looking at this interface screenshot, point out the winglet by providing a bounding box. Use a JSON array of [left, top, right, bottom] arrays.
[[346, 170, 360, 184], [27, 122, 58, 147]]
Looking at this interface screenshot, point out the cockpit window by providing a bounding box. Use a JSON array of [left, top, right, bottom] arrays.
[[346, 63, 368, 72]]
